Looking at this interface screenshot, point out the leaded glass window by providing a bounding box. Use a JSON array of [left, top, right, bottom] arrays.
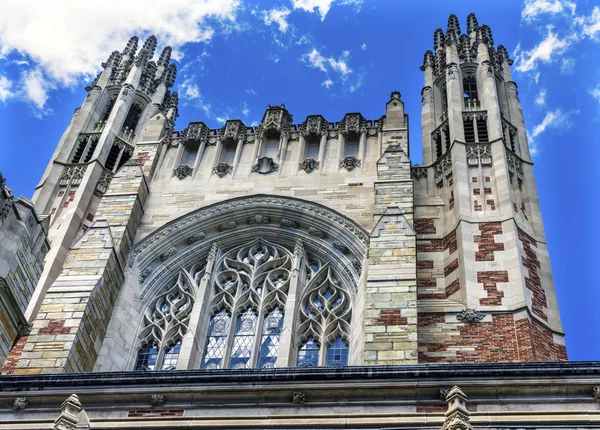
[[230, 309, 257, 369], [297, 337, 320, 367], [202, 310, 230, 369], [161, 343, 181, 370], [326, 336, 349, 367], [135, 343, 158, 370], [258, 308, 284, 368]]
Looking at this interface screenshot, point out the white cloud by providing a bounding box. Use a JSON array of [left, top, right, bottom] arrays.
[[361, 43, 367, 50], [514, 29, 570, 72], [291, 0, 362, 21], [0, 0, 240, 109], [261, 8, 292, 33], [522, 0, 576, 21], [302, 48, 352, 75], [322, 79, 333, 88], [579, 6, 600, 38], [304, 48, 328, 72], [179, 79, 201, 100], [528, 108, 578, 154], [560, 57, 575, 74], [589, 85, 600, 103], [0, 75, 13, 102], [535, 89, 546, 106], [22, 68, 53, 111]]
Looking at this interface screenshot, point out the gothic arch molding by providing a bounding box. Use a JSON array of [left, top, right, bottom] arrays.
[[129, 195, 369, 302]]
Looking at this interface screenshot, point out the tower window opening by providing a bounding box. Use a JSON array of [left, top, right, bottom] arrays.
[[477, 117, 489, 142], [305, 134, 320, 159], [105, 144, 121, 171], [182, 141, 200, 166], [71, 138, 87, 163], [135, 343, 159, 371], [464, 118, 475, 143], [122, 103, 143, 136], [82, 137, 98, 163], [463, 75, 478, 101], [434, 133, 442, 159], [345, 132, 359, 157], [220, 139, 237, 164], [262, 130, 280, 159], [101, 98, 116, 122]]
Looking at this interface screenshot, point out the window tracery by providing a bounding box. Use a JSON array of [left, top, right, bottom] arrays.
[[135, 270, 196, 370]]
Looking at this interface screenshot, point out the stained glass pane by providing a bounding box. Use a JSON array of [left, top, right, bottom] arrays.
[[326, 336, 348, 367], [258, 308, 283, 368], [297, 337, 320, 367], [135, 344, 158, 371], [161, 343, 181, 370], [229, 309, 257, 369], [201, 311, 230, 369]]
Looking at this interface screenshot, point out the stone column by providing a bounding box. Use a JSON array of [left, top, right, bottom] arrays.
[[477, 44, 503, 142], [445, 44, 465, 143]]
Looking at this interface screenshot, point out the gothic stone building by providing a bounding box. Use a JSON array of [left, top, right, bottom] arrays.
[[0, 13, 598, 430]]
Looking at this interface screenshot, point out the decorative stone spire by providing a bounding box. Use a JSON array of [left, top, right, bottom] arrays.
[[158, 46, 172, 68], [53, 394, 82, 430], [466, 12, 478, 35], [420, 50, 435, 71], [434, 28, 446, 51], [164, 63, 177, 88], [135, 35, 157, 67], [441, 386, 473, 430], [101, 51, 121, 69], [121, 36, 139, 58], [446, 14, 460, 42], [497, 44, 513, 65], [478, 24, 494, 47]]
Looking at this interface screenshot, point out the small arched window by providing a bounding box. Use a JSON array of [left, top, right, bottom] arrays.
[[463, 75, 478, 101], [123, 103, 143, 134], [101, 98, 116, 122]]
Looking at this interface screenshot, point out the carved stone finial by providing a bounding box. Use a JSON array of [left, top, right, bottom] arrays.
[[442, 386, 473, 430], [122, 36, 139, 57], [467, 13, 479, 35], [13, 397, 27, 411], [150, 394, 165, 408], [53, 394, 82, 430], [292, 391, 306, 404], [158, 46, 172, 67], [390, 90, 401, 101], [434, 28, 446, 51]]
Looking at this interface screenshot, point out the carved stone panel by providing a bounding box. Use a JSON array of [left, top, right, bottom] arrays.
[[339, 156, 361, 172], [213, 162, 233, 178], [299, 158, 319, 173], [252, 157, 279, 174]]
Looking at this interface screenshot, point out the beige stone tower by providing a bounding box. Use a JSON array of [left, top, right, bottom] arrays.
[[414, 13, 566, 362]]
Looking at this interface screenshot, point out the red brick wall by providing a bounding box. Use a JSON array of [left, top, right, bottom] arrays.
[[373, 309, 408, 326], [518, 228, 548, 321], [477, 271, 508, 306], [1, 337, 29, 374], [475, 222, 504, 261], [414, 218, 436, 234]]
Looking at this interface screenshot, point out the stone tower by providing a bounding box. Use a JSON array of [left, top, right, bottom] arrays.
[[414, 13, 566, 361]]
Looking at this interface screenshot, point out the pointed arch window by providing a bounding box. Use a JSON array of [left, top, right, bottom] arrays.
[[200, 240, 291, 369], [101, 98, 116, 122], [134, 271, 195, 371], [121, 103, 143, 141], [463, 75, 478, 101]]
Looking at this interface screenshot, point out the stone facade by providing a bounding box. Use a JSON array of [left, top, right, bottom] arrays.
[[0, 172, 49, 366], [0, 12, 581, 428]]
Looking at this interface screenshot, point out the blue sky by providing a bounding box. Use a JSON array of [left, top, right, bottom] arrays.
[[0, 0, 598, 360]]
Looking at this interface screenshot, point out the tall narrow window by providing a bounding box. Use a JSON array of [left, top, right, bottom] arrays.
[[262, 130, 280, 158], [464, 117, 475, 143], [202, 310, 231, 369], [82, 137, 98, 163], [434, 133, 443, 159], [161, 343, 181, 370], [304, 135, 320, 159], [101, 98, 116, 122], [297, 337, 320, 367], [463, 75, 478, 101], [229, 309, 258, 369], [345, 132, 359, 157], [221, 139, 237, 164], [477, 117, 489, 142], [326, 336, 349, 367], [135, 343, 158, 371], [123, 104, 143, 134], [182, 141, 200, 166], [105, 144, 121, 171]]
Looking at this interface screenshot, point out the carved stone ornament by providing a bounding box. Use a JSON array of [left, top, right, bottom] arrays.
[[17, 322, 32, 337], [260, 105, 293, 137], [351, 259, 362, 275], [212, 162, 233, 178], [456, 309, 485, 323], [182, 122, 208, 144], [13, 397, 27, 411], [339, 156, 361, 172], [186, 232, 206, 244], [150, 394, 165, 408], [593, 386, 600, 400], [172, 164, 193, 180], [421, 86, 433, 106], [248, 214, 270, 225], [218, 120, 246, 142], [299, 158, 319, 173], [300, 115, 328, 136], [411, 166, 428, 179], [333, 241, 349, 254], [292, 391, 306, 404], [465, 144, 492, 167], [307, 227, 327, 239], [280, 219, 299, 229], [139, 267, 153, 283], [159, 247, 178, 262], [218, 221, 237, 232], [446, 62, 458, 80], [338, 113, 368, 135], [252, 157, 279, 175]]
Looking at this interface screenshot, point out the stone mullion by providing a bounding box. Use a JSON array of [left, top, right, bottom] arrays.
[[231, 138, 245, 178], [249, 300, 266, 368], [191, 140, 206, 179], [277, 134, 289, 177], [317, 133, 327, 173], [295, 135, 306, 176], [358, 131, 367, 172], [275, 247, 303, 368]]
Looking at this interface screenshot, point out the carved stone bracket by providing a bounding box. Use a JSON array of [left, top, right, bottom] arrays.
[[299, 158, 319, 173], [339, 156, 361, 172], [212, 162, 233, 178], [218, 120, 247, 142], [186, 232, 206, 244], [337, 113, 369, 135], [333, 241, 349, 254], [218, 221, 237, 232], [150, 394, 165, 408], [292, 391, 306, 404], [299, 115, 328, 136], [308, 227, 327, 239], [139, 267, 153, 283], [252, 157, 279, 174], [280, 219, 299, 229], [172, 165, 193, 180], [182, 122, 209, 145], [12, 397, 27, 411], [456, 309, 485, 323]]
